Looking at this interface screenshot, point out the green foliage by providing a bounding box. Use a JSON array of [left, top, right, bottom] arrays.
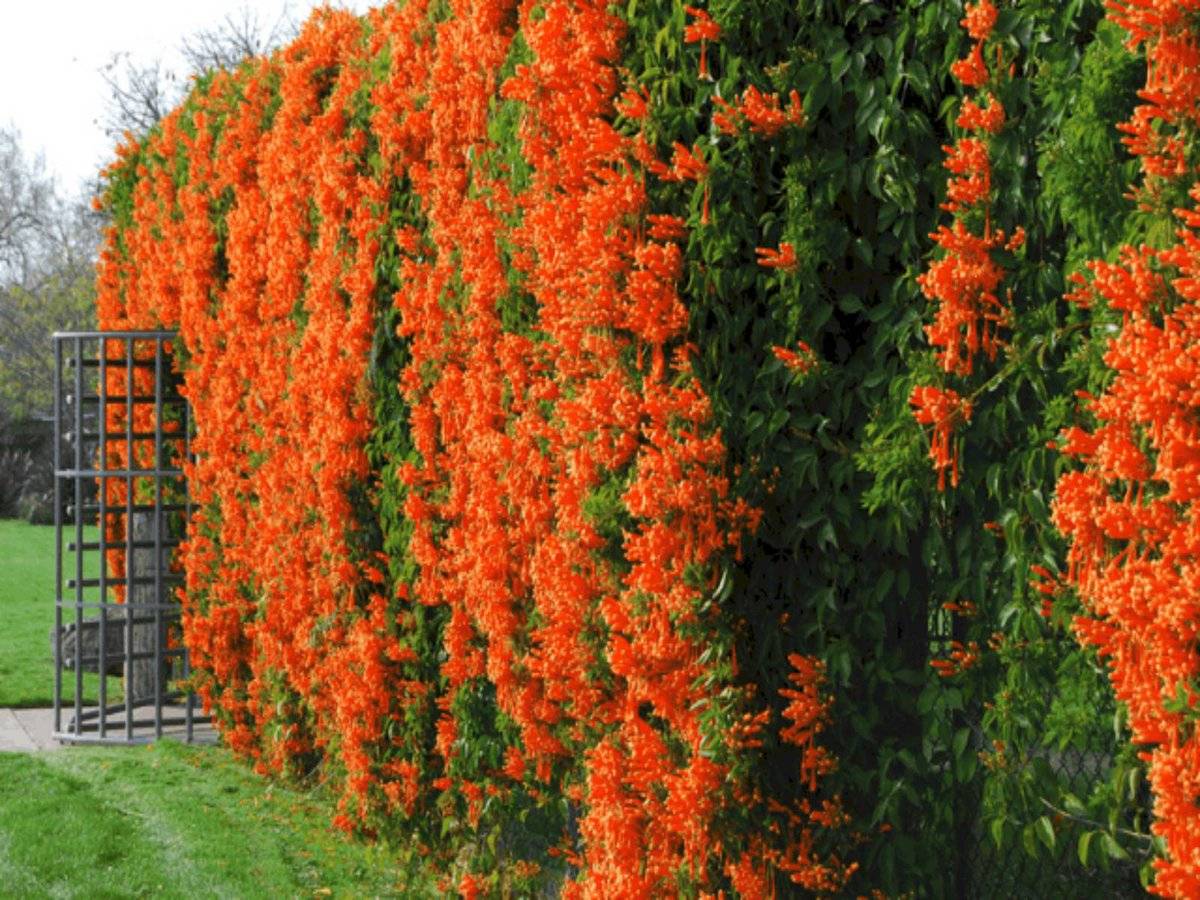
[[619, 0, 1154, 893], [1036, 18, 1144, 270], [620, 0, 986, 891]]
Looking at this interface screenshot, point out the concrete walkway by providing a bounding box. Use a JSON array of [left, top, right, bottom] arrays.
[[0, 705, 219, 752], [0, 708, 61, 752]]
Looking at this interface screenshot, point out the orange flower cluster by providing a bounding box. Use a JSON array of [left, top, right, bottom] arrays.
[[910, 0, 1019, 492], [404, 0, 761, 885], [1029, 564, 1060, 619], [95, 0, 851, 894], [771, 341, 818, 375], [713, 86, 805, 138], [722, 655, 855, 897], [1052, 2, 1200, 894], [909, 385, 972, 491], [755, 242, 798, 272], [1107, 0, 1200, 182], [931, 601, 981, 679], [929, 640, 982, 678], [917, 0, 1018, 378], [96, 7, 441, 807], [942, 598, 978, 617]]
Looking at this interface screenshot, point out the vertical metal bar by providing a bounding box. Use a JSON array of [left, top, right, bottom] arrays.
[[53, 336, 62, 735], [98, 341, 108, 738], [124, 336, 135, 742], [154, 337, 164, 739], [72, 337, 84, 737], [182, 345, 195, 744]]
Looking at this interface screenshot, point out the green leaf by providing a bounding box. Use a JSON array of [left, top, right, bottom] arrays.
[[831, 51, 850, 82], [1022, 822, 1039, 858], [1127, 767, 1141, 802], [1035, 815, 1055, 852], [952, 727, 970, 761], [1078, 830, 1093, 867], [817, 520, 839, 551], [1141, 859, 1156, 889], [806, 77, 831, 118], [1063, 793, 1087, 816], [769, 408, 789, 434], [990, 817, 1005, 850], [1101, 833, 1129, 861]]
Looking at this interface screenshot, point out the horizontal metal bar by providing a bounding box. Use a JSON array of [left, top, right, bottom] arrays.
[[53, 330, 177, 339], [54, 602, 182, 613], [63, 433, 183, 444], [62, 712, 207, 729], [73, 503, 187, 514], [68, 697, 195, 719], [54, 722, 212, 744], [67, 576, 183, 588], [56, 468, 184, 478], [72, 395, 185, 405], [60, 650, 187, 669], [55, 733, 139, 745], [89, 432, 185, 441], [51, 608, 178, 621], [55, 733, 148, 745], [68, 540, 182, 552], [67, 359, 161, 369]]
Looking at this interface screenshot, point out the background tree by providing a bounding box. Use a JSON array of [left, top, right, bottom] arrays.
[[98, 3, 300, 143], [0, 2, 304, 519], [0, 126, 98, 426], [0, 126, 98, 519], [0, 129, 53, 286]]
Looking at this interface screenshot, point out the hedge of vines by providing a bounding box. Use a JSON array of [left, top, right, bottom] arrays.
[[93, 0, 1200, 895]]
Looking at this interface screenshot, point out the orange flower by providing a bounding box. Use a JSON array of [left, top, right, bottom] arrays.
[[684, 6, 721, 80], [956, 93, 1005, 134], [771, 341, 818, 374], [669, 140, 709, 182], [910, 385, 972, 490], [756, 242, 797, 271], [962, 0, 998, 42], [615, 85, 650, 120]]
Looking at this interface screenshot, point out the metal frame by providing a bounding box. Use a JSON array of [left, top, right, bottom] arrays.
[[52, 331, 210, 745]]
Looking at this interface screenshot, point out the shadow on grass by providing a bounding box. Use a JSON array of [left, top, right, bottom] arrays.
[[0, 740, 439, 898]]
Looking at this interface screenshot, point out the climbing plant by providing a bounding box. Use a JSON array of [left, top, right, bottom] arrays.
[[92, 0, 1200, 895]]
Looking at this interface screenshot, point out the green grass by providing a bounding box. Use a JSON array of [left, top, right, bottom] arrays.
[[0, 524, 442, 897], [0, 519, 123, 707], [0, 741, 438, 899]]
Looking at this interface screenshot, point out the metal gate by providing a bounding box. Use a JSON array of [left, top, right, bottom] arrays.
[[52, 331, 209, 744]]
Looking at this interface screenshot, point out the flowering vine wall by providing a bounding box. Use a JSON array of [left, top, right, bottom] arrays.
[[93, 0, 1200, 895], [95, 1, 852, 895]]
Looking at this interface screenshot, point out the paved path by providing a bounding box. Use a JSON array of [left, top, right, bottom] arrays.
[[0, 706, 219, 752], [0, 708, 61, 752]]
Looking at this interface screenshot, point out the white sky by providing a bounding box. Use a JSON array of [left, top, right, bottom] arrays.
[[0, 0, 373, 198]]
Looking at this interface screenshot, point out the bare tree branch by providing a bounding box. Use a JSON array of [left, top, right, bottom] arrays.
[[0, 128, 55, 285], [98, 3, 300, 143], [181, 3, 299, 74], [97, 53, 177, 142]]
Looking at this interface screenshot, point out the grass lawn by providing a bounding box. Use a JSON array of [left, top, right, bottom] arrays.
[[0, 741, 438, 898], [0, 524, 441, 897], [0, 519, 123, 708]]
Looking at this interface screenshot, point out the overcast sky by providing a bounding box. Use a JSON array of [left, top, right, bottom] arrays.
[[0, 0, 372, 198]]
